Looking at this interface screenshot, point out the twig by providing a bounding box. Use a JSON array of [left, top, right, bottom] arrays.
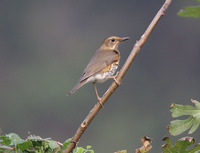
[[0, 145, 14, 151], [65, 0, 172, 152]]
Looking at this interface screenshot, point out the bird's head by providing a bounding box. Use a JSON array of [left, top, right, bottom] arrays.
[[100, 36, 129, 50]]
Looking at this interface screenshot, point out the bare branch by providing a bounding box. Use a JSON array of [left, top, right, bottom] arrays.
[[65, 0, 172, 152]]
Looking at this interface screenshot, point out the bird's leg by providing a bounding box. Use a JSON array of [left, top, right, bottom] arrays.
[[93, 82, 103, 106], [105, 71, 121, 85], [113, 71, 121, 85]]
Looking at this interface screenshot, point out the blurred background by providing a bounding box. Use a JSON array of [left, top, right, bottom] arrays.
[[0, 0, 200, 152]]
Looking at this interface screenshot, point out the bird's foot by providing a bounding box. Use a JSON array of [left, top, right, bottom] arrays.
[[97, 96, 104, 107], [113, 72, 121, 85]]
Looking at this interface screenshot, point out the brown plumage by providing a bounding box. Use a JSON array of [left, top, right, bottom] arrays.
[[68, 36, 129, 101]]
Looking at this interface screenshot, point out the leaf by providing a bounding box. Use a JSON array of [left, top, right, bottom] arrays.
[[0, 136, 11, 145], [63, 138, 72, 149], [89, 150, 94, 153], [86, 145, 92, 150], [27, 135, 47, 141], [135, 136, 152, 153], [7, 133, 22, 146], [86, 145, 94, 153], [168, 99, 200, 136], [75, 147, 84, 153], [48, 140, 59, 150], [178, 5, 200, 18], [17, 140, 32, 151], [162, 137, 200, 153]]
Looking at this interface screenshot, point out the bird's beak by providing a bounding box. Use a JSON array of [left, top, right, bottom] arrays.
[[121, 37, 130, 42]]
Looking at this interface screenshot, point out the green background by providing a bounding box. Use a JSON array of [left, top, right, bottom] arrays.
[[0, 0, 200, 152]]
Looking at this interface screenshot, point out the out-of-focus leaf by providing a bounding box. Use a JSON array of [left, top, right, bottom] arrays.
[[135, 136, 152, 153], [63, 138, 71, 149], [178, 5, 200, 18], [27, 135, 47, 141], [162, 137, 200, 153], [7, 133, 22, 146], [86, 145, 92, 150], [89, 150, 94, 153], [0, 136, 11, 145], [48, 140, 59, 150], [0, 134, 93, 152], [18, 141, 32, 151], [168, 99, 200, 136], [76, 147, 84, 153]]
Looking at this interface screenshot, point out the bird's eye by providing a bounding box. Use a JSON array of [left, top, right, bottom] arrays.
[[111, 38, 115, 42]]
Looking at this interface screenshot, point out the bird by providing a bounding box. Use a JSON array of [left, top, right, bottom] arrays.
[[68, 36, 129, 103]]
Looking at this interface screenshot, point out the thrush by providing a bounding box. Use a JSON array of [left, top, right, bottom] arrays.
[[68, 36, 129, 102]]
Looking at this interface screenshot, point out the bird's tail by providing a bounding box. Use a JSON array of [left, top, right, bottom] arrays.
[[67, 79, 87, 96]]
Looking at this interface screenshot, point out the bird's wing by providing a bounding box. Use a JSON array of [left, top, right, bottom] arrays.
[[79, 49, 119, 82]]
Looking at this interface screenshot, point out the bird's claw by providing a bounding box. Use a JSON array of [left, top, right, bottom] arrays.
[[97, 96, 103, 107], [113, 72, 121, 85]]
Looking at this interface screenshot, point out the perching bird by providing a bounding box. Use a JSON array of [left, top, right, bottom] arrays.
[[68, 36, 129, 102]]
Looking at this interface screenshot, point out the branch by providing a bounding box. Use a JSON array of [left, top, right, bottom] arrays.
[[65, 0, 172, 152]]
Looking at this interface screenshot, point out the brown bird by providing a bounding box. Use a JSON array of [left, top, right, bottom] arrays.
[[68, 36, 129, 102]]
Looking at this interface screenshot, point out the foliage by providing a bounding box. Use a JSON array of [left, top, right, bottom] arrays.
[[178, 0, 200, 17], [168, 99, 200, 136], [0, 133, 94, 153], [1, 100, 200, 152], [162, 137, 200, 153], [135, 136, 152, 153]]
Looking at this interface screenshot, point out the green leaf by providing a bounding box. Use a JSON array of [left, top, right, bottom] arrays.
[[162, 137, 200, 153], [169, 116, 193, 136], [63, 138, 72, 149], [0, 136, 11, 145], [7, 133, 22, 146], [178, 6, 200, 18], [27, 135, 45, 141], [75, 147, 84, 153], [86, 145, 91, 150], [86, 145, 94, 153], [89, 150, 94, 153], [0, 148, 4, 152], [168, 100, 200, 136], [0, 134, 94, 152], [18, 140, 32, 151], [48, 140, 59, 150]]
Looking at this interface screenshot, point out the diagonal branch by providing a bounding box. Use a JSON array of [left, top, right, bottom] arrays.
[[65, 0, 172, 152]]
